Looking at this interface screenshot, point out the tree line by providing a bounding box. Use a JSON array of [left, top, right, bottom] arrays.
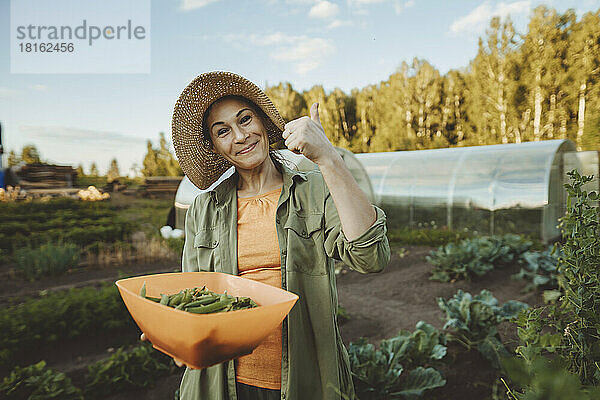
[[6, 5, 598, 178], [6, 132, 182, 180], [265, 5, 599, 153]]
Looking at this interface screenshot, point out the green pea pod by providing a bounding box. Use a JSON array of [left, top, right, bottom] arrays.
[[169, 292, 184, 307], [185, 296, 218, 308], [175, 302, 186, 310], [140, 282, 146, 298], [187, 296, 233, 314], [182, 289, 192, 304], [160, 294, 170, 305], [146, 296, 161, 303]]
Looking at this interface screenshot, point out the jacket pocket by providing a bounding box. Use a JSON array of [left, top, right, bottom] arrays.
[[194, 228, 219, 249], [193, 228, 219, 272], [284, 212, 327, 276]]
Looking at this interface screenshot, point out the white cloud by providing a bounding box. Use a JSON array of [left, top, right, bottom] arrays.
[[394, 0, 414, 15], [327, 19, 353, 29], [179, 0, 223, 11], [450, 0, 531, 34], [0, 87, 20, 98], [285, 0, 319, 4], [225, 33, 335, 74], [29, 84, 48, 91], [20, 125, 145, 147], [347, 0, 386, 5], [272, 37, 335, 74], [309, 1, 340, 18]]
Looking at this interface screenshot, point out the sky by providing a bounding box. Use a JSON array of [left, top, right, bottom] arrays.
[[1, 0, 599, 176]]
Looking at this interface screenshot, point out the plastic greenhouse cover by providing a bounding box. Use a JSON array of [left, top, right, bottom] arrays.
[[355, 139, 575, 211]]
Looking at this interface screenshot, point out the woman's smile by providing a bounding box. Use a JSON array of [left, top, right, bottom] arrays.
[[237, 141, 258, 155]]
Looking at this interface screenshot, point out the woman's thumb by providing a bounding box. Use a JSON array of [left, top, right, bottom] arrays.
[[310, 102, 320, 123]]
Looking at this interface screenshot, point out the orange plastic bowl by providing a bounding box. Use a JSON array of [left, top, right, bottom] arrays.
[[115, 272, 298, 369]]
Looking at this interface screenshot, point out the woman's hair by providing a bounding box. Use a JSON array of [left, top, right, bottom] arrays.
[[202, 95, 286, 174]]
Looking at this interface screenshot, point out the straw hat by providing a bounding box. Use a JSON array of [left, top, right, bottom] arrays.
[[172, 71, 286, 190]]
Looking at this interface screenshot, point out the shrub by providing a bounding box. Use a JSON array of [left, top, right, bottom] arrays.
[[14, 242, 81, 281], [509, 170, 600, 387], [0, 361, 83, 399], [501, 356, 600, 400]]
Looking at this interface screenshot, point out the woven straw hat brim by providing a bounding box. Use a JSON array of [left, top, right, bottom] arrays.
[[172, 71, 286, 190]]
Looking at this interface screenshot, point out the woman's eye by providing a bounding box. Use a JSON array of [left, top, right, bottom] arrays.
[[241, 115, 251, 123], [218, 128, 229, 136]]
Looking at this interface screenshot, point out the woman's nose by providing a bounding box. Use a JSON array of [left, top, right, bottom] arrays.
[[232, 126, 249, 142]]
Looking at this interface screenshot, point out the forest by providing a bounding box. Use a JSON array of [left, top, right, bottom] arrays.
[[264, 5, 600, 155]]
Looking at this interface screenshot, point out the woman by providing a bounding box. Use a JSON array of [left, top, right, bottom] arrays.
[[170, 71, 390, 400]]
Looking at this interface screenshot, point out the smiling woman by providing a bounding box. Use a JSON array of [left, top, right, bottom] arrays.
[[169, 71, 390, 400], [201, 95, 287, 196]]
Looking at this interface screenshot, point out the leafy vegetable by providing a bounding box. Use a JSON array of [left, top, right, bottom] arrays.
[[428, 234, 533, 282], [84, 342, 177, 399], [0, 361, 83, 400], [512, 245, 563, 292], [347, 321, 447, 399], [438, 289, 528, 368]]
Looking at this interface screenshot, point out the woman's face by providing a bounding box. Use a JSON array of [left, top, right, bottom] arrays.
[[206, 97, 270, 170]]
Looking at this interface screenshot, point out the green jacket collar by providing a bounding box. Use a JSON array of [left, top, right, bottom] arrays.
[[209, 163, 309, 206]]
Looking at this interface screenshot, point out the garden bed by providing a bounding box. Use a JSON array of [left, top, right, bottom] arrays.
[[1, 236, 543, 399], [336, 243, 544, 400]]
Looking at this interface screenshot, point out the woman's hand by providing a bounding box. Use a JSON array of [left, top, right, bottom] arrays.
[[140, 332, 188, 368], [282, 102, 338, 166]]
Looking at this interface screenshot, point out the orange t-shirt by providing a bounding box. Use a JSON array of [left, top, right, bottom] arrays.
[[235, 187, 283, 390]]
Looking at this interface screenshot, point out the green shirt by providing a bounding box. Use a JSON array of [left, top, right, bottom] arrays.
[[180, 163, 391, 400]]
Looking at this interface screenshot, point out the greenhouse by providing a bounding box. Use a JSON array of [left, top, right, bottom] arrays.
[[174, 139, 598, 244], [355, 139, 598, 243]]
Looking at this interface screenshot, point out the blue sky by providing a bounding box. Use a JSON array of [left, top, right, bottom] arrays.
[[1, 0, 599, 176]]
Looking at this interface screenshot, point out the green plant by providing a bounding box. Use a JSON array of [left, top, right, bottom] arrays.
[[0, 361, 83, 399], [84, 342, 176, 399], [438, 289, 528, 368], [14, 242, 81, 281], [346, 321, 447, 399], [0, 197, 134, 256], [554, 170, 600, 385], [513, 307, 562, 366], [500, 355, 600, 400], [512, 245, 563, 292], [337, 305, 351, 324], [165, 237, 185, 257], [0, 284, 134, 369], [387, 226, 472, 247], [428, 234, 533, 282]]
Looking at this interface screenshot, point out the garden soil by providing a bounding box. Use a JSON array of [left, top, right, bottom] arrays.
[[3, 242, 544, 399]]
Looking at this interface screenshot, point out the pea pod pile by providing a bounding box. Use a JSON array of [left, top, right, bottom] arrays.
[[139, 283, 258, 314]]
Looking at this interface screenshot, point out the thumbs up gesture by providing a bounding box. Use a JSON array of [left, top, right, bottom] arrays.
[[281, 102, 337, 166]]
